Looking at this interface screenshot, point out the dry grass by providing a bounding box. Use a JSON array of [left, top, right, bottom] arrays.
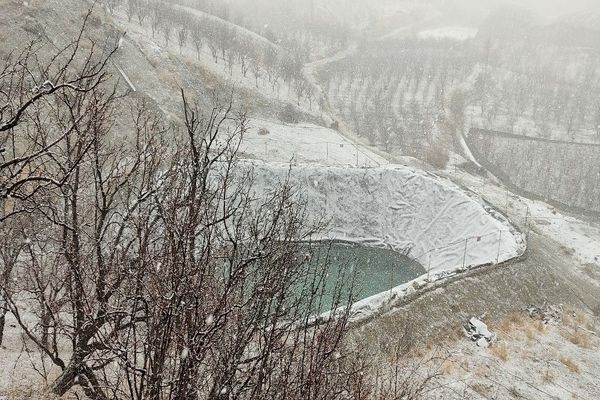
[[523, 323, 543, 341], [562, 329, 594, 349], [1, 383, 75, 400], [441, 358, 463, 376], [543, 368, 554, 383], [582, 264, 600, 283], [561, 307, 597, 349], [495, 312, 526, 335], [471, 382, 492, 397], [562, 306, 585, 326], [440, 323, 466, 346], [489, 342, 509, 361], [559, 356, 580, 373], [496, 311, 545, 344]]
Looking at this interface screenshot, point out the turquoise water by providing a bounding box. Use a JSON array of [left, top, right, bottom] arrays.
[[303, 241, 426, 309]]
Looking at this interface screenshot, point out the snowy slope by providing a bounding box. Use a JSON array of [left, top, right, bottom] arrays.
[[241, 119, 387, 167], [418, 26, 478, 41]]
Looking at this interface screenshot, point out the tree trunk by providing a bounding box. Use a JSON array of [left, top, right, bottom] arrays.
[[51, 363, 79, 396], [0, 311, 5, 346]]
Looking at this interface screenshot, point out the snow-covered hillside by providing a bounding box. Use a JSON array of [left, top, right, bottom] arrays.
[[418, 26, 478, 41], [241, 119, 387, 167]]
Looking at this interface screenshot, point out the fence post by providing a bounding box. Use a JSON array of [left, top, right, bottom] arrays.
[[326, 142, 329, 163], [525, 205, 530, 239], [462, 238, 469, 268], [427, 253, 431, 281], [264, 141, 268, 158], [505, 189, 509, 211], [496, 230, 502, 263], [355, 144, 359, 167]]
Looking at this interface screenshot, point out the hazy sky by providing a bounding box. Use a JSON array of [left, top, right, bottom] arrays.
[[494, 0, 599, 18]]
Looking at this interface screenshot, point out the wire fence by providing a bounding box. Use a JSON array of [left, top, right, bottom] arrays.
[[242, 135, 385, 168], [447, 167, 578, 245], [241, 129, 538, 294], [380, 226, 521, 296]]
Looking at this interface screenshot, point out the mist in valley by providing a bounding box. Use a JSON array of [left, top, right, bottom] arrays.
[[1, 0, 600, 398]]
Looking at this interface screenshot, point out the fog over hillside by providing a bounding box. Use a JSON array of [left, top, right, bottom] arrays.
[[2, 0, 600, 399]]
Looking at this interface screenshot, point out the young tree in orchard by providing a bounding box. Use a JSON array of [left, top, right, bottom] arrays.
[[177, 27, 188, 55], [191, 24, 204, 60], [447, 88, 466, 134]]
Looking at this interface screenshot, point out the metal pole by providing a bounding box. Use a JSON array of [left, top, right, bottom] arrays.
[[462, 238, 468, 268], [390, 256, 395, 293], [355, 144, 359, 167], [428, 253, 431, 281], [525, 205, 530, 239], [326, 142, 329, 163], [496, 230, 502, 264]]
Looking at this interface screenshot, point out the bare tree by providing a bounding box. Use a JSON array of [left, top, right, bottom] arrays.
[[136, 0, 149, 26], [105, 0, 122, 15], [126, 0, 138, 22], [0, 10, 116, 223], [191, 25, 204, 60], [226, 48, 236, 75], [208, 40, 220, 64], [0, 218, 28, 346], [177, 27, 188, 55], [251, 58, 262, 88], [162, 20, 172, 46], [3, 77, 361, 398], [149, 1, 162, 38]]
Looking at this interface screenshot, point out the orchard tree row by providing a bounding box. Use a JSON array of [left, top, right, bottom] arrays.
[[317, 38, 477, 151], [163, 0, 351, 61], [105, 0, 320, 110], [471, 39, 600, 142]]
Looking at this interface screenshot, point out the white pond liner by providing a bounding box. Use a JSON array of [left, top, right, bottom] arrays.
[[248, 161, 526, 322]]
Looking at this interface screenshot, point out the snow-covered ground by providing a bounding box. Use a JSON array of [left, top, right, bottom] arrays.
[[249, 161, 525, 319], [417, 26, 478, 41], [242, 119, 387, 167], [467, 105, 600, 144], [445, 154, 600, 269], [112, 9, 321, 117], [234, 117, 528, 321], [428, 308, 600, 399]]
